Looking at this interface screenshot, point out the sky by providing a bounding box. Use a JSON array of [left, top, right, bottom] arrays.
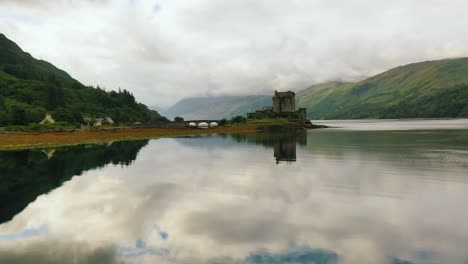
[[1, 0, 468, 107]]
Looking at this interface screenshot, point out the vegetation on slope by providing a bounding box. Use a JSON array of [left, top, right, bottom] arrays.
[[297, 59, 468, 119], [296, 81, 354, 114], [0, 33, 168, 126]]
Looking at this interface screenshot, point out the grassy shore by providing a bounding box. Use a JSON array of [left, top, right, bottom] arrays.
[[0, 119, 327, 151], [0, 125, 262, 150]]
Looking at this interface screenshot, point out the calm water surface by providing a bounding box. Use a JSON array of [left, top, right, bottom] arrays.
[[1, 119, 468, 264]]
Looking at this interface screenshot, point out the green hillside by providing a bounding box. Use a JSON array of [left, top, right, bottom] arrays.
[[296, 81, 354, 111], [164, 95, 272, 120], [297, 59, 468, 119], [0, 33, 167, 126]]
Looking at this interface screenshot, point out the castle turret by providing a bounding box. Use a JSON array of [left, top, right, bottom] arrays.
[[273, 91, 295, 113]]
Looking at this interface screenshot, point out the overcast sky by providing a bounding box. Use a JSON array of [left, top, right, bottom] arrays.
[[1, 0, 468, 107]]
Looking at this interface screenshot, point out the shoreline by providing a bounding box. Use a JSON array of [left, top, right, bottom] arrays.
[[0, 123, 327, 151]]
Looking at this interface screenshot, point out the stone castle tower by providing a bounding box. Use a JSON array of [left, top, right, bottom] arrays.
[[273, 91, 296, 113]]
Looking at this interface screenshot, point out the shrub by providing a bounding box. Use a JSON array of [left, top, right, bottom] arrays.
[[174, 116, 184, 122], [3, 122, 76, 132], [230, 115, 246, 124]]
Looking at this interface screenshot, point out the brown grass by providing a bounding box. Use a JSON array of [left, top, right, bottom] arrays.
[[0, 125, 261, 150]]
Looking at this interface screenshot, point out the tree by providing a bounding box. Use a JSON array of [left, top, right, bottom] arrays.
[[4, 65, 27, 79], [10, 106, 28, 125], [174, 116, 184, 122], [54, 107, 83, 124], [47, 74, 61, 87], [46, 85, 65, 110], [0, 111, 10, 126], [25, 107, 46, 123], [230, 115, 246, 124], [71, 81, 83, 90]]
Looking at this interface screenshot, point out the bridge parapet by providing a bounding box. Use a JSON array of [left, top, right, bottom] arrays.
[[131, 120, 223, 129], [184, 120, 223, 128]]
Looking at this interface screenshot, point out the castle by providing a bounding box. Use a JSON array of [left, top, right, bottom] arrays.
[[247, 91, 307, 120]]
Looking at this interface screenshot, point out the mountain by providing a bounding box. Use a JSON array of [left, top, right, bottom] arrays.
[[149, 105, 167, 114], [297, 58, 468, 119], [167, 58, 468, 121], [164, 95, 272, 120], [0, 33, 167, 126]]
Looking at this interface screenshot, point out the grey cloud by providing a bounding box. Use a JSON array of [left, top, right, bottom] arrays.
[[0, 0, 108, 8], [0, 243, 119, 264], [183, 206, 291, 244]]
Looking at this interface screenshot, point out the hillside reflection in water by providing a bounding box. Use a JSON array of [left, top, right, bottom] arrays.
[[0, 121, 468, 264]]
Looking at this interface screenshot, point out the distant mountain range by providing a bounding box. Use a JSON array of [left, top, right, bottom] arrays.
[[163, 95, 272, 120], [0, 34, 167, 126], [165, 58, 468, 120]]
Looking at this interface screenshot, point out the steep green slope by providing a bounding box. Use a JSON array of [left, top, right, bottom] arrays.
[[0, 33, 167, 126], [297, 81, 354, 111], [0, 34, 78, 87], [165, 95, 272, 120], [297, 58, 468, 119]]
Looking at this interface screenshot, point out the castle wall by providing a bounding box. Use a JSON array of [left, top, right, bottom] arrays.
[[280, 96, 295, 112], [273, 96, 281, 113]]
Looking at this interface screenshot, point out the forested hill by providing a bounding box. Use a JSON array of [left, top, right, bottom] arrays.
[[297, 59, 468, 119], [0, 33, 167, 126]]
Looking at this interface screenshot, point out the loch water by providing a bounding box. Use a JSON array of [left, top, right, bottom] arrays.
[[1, 119, 468, 264]]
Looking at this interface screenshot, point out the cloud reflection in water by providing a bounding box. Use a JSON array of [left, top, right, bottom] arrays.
[[0, 127, 467, 263]]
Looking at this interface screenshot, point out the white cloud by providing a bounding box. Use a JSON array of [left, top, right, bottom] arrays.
[[1, 0, 468, 107]]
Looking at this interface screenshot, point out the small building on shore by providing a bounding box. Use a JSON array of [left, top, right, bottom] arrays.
[[40, 114, 55, 124], [93, 117, 115, 126]]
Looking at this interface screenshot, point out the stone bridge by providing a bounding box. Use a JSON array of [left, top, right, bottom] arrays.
[[131, 120, 223, 128], [183, 120, 223, 128]]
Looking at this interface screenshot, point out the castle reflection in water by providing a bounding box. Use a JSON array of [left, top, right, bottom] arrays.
[[230, 128, 307, 163]]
